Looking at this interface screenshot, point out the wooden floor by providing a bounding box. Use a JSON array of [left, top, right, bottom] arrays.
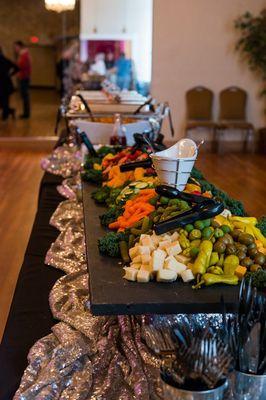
[[0, 150, 265, 342], [196, 153, 266, 217], [0, 89, 60, 137], [0, 150, 47, 340]]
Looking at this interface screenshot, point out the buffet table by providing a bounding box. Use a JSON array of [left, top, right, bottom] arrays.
[[0, 173, 64, 399], [1, 129, 265, 399]]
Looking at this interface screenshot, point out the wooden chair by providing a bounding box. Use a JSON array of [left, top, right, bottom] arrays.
[[185, 86, 216, 151], [216, 86, 254, 152]]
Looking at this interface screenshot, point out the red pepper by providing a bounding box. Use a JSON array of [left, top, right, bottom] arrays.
[[192, 190, 202, 195]]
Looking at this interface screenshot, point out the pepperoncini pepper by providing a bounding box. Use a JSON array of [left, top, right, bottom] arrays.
[[179, 233, 190, 249], [209, 252, 219, 266], [192, 240, 213, 278], [207, 266, 224, 275], [193, 273, 239, 289], [223, 255, 239, 275]]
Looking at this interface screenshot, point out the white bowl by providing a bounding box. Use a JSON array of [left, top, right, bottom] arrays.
[[151, 139, 197, 190]]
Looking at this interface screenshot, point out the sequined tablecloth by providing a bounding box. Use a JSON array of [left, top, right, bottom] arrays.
[[1, 144, 230, 400]]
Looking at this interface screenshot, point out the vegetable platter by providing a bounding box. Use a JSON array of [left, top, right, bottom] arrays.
[[82, 145, 266, 315]]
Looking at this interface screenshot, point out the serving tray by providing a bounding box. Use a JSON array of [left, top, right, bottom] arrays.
[[82, 181, 239, 315]]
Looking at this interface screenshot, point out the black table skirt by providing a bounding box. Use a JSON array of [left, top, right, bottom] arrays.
[[0, 172, 65, 400]]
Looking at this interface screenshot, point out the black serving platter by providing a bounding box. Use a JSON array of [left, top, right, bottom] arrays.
[[82, 181, 239, 316]]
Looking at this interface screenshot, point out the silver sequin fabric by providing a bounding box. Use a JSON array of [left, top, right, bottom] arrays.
[[14, 145, 229, 399]]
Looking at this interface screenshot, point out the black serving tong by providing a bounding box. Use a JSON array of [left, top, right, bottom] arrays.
[[153, 185, 224, 235], [76, 94, 95, 122], [133, 96, 155, 114], [76, 128, 97, 157], [120, 132, 166, 172]]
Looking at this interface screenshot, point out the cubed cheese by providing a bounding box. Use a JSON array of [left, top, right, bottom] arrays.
[[129, 263, 142, 270], [164, 256, 187, 274], [123, 267, 138, 281], [137, 246, 151, 255], [166, 241, 182, 256], [161, 234, 171, 241], [140, 234, 155, 249], [157, 269, 177, 282], [137, 269, 150, 283], [171, 231, 179, 242], [151, 232, 160, 246], [132, 255, 142, 264], [175, 254, 190, 265], [151, 249, 166, 271], [129, 246, 139, 260], [140, 263, 153, 272], [180, 269, 195, 283], [141, 254, 151, 265], [159, 240, 171, 250]]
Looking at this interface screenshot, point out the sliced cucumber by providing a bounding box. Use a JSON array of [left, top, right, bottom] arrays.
[[135, 182, 148, 189]]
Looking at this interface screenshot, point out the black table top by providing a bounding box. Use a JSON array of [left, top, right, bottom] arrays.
[[0, 172, 64, 400], [83, 182, 239, 316]]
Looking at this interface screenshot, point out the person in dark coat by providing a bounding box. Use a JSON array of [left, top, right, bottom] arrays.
[[0, 46, 18, 120], [14, 41, 31, 119]]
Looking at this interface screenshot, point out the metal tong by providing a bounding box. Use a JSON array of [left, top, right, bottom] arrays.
[[153, 185, 224, 235], [76, 128, 97, 157], [120, 132, 165, 172], [76, 93, 95, 121], [133, 96, 155, 114]]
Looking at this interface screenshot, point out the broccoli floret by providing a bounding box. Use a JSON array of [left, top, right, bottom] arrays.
[[106, 188, 122, 206], [81, 169, 103, 184], [191, 167, 204, 180], [91, 186, 111, 204], [97, 145, 122, 156], [100, 205, 123, 227], [246, 270, 266, 289], [98, 232, 128, 258], [83, 155, 102, 169], [256, 216, 266, 237]]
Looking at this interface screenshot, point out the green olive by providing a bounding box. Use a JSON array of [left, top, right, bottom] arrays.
[[231, 229, 242, 240], [189, 229, 202, 240], [248, 242, 257, 251], [248, 248, 259, 259], [194, 220, 205, 231], [236, 250, 246, 261], [238, 233, 255, 246], [213, 241, 226, 254], [190, 239, 201, 248], [254, 252, 266, 266], [211, 220, 220, 228], [226, 244, 237, 255], [202, 227, 214, 240], [235, 243, 247, 253], [250, 264, 262, 272], [221, 233, 234, 245], [190, 247, 200, 258], [203, 219, 211, 227], [241, 257, 253, 268], [214, 228, 224, 238], [185, 224, 194, 233], [220, 225, 231, 234]]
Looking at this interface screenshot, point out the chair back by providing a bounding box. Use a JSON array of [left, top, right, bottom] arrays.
[[186, 86, 213, 120], [219, 86, 247, 120]]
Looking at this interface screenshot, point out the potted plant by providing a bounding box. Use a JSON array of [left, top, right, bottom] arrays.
[[235, 9, 266, 152]]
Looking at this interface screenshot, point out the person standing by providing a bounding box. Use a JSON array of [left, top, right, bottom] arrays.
[[14, 41, 31, 119], [115, 52, 133, 90], [0, 46, 18, 120]]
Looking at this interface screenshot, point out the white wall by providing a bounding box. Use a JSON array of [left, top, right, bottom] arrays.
[[152, 0, 265, 140], [80, 0, 153, 82]]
